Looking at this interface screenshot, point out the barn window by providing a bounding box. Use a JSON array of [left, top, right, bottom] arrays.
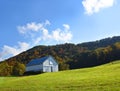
[[49, 61, 53, 65]]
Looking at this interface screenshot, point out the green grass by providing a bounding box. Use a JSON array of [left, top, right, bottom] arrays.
[[0, 61, 120, 91]]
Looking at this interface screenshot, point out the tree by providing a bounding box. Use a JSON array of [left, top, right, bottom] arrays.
[[12, 62, 25, 76]]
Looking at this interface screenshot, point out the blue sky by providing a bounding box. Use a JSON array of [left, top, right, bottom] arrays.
[[0, 0, 120, 61]]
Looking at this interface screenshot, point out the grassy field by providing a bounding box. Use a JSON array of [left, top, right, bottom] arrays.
[[0, 61, 120, 91]]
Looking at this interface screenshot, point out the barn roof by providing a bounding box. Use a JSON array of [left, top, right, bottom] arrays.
[[26, 56, 49, 66]]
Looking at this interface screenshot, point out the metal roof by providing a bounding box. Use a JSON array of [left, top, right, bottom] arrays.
[[26, 56, 49, 66]]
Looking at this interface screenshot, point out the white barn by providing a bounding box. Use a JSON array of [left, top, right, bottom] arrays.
[[26, 56, 58, 72]]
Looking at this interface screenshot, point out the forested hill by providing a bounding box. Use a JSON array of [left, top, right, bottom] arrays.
[[78, 36, 120, 50], [1, 36, 120, 76]]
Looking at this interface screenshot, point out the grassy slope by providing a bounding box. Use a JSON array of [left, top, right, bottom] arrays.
[[0, 61, 120, 91]]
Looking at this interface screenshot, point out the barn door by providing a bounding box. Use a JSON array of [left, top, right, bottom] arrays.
[[51, 66, 53, 72]]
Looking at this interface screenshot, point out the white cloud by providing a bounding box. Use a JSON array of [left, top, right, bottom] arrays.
[[18, 21, 72, 45], [40, 24, 72, 42], [0, 42, 30, 61], [45, 20, 51, 26], [52, 28, 72, 42], [17, 22, 43, 34], [34, 37, 41, 45], [42, 28, 51, 40], [18, 42, 30, 52], [82, 0, 116, 15], [17, 20, 50, 34], [4, 42, 29, 56], [3, 45, 19, 56], [63, 24, 70, 30]]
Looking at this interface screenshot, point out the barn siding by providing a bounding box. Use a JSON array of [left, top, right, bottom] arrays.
[[54, 65, 58, 72], [43, 57, 58, 72], [26, 64, 43, 72]]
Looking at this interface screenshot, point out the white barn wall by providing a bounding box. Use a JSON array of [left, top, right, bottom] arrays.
[[43, 59, 49, 65], [26, 64, 43, 72], [54, 65, 58, 72], [43, 58, 58, 72]]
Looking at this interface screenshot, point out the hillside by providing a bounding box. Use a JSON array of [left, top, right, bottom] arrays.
[[78, 36, 120, 50], [1, 36, 120, 76], [0, 60, 120, 91]]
